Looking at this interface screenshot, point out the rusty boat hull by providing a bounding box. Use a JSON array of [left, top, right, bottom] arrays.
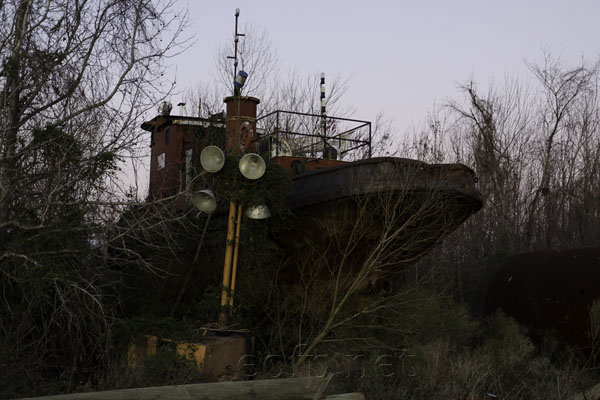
[[280, 157, 483, 274]]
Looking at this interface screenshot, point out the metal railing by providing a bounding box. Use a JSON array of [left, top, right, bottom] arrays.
[[257, 110, 371, 160]]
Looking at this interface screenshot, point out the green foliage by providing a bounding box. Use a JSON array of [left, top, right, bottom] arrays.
[[332, 305, 593, 400], [115, 155, 294, 322], [30, 124, 121, 185], [212, 156, 294, 223], [32, 124, 83, 162], [0, 125, 123, 397], [194, 157, 294, 318], [0, 245, 117, 398], [0, 0, 189, 395]]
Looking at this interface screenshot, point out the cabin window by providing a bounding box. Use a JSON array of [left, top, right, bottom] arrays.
[[157, 153, 165, 170], [165, 126, 171, 145]]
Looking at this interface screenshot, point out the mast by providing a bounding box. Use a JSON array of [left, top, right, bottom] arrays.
[[227, 8, 245, 95], [320, 72, 326, 151]]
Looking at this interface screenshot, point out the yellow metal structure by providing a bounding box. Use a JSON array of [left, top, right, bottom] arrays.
[[219, 201, 244, 324], [127, 334, 250, 380], [229, 204, 243, 310], [219, 201, 238, 324]]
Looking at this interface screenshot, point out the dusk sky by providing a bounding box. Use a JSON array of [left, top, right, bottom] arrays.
[[168, 0, 599, 139]]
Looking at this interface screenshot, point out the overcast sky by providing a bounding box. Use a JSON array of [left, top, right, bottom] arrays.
[[167, 0, 599, 138]]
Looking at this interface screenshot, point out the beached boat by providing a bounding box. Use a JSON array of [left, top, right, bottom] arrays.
[[141, 97, 482, 273], [258, 109, 481, 270]]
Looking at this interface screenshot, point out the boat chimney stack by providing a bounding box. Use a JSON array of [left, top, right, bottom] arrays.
[[224, 95, 260, 154]]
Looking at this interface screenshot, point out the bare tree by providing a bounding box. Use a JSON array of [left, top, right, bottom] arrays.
[[525, 54, 599, 247], [232, 159, 481, 368], [0, 0, 191, 224], [190, 22, 363, 161], [408, 53, 600, 307], [182, 82, 226, 118], [214, 22, 279, 99], [0, 0, 190, 395]]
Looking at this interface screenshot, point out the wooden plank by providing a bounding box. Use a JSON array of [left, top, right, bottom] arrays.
[[324, 394, 365, 400], [567, 382, 600, 400], [311, 373, 333, 400], [21, 377, 327, 400]]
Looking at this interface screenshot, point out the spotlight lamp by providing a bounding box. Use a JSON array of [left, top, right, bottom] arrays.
[[191, 189, 217, 213], [238, 153, 266, 180], [200, 145, 225, 173], [246, 204, 271, 220]]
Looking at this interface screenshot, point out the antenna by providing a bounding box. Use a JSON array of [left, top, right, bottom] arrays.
[[227, 8, 245, 87], [320, 72, 328, 154], [320, 73, 326, 136]]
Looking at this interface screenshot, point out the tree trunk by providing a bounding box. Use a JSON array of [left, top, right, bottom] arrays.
[[0, 0, 32, 224]]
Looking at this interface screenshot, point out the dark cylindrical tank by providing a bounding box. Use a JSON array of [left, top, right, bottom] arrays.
[[485, 248, 600, 347]]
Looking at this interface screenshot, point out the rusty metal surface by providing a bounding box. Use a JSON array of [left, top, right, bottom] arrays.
[[148, 123, 185, 198], [288, 156, 482, 210], [278, 157, 483, 274], [224, 96, 260, 153], [142, 115, 226, 200]]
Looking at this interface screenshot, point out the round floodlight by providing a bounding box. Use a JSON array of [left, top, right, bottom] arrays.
[[239, 153, 266, 180], [191, 189, 217, 213], [246, 204, 271, 220], [200, 146, 225, 173]]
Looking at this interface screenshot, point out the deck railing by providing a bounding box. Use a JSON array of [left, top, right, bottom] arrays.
[[257, 110, 371, 161]]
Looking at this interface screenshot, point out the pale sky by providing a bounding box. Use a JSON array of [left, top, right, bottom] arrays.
[[165, 0, 600, 139]]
